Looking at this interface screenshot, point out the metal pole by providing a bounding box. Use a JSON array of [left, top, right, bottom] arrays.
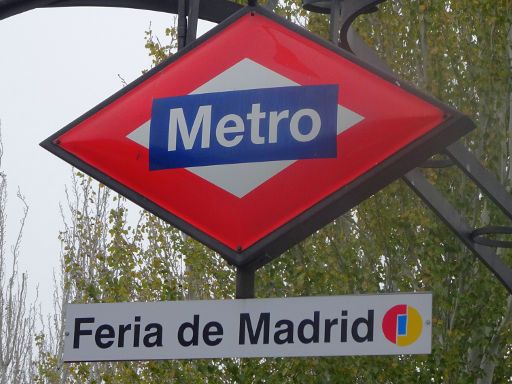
[[177, 0, 187, 50], [403, 169, 512, 294], [236, 267, 255, 299], [186, 0, 200, 45], [445, 142, 512, 221], [329, 0, 342, 44]]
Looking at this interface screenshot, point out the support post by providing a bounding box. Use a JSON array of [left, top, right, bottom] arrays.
[[186, 0, 200, 45], [177, 0, 187, 50], [329, 0, 342, 44], [236, 267, 255, 299]]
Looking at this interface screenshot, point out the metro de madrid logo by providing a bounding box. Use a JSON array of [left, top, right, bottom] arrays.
[[382, 304, 423, 347], [148, 84, 339, 170]]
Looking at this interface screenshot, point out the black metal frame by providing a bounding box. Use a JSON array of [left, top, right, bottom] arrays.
[[406, 141, 512, 293], [403, 169, 512, 293], [330, 0, 512, 295], [471, 227, 512, 248], [337, 0, 385, 51], [445, 142, 512, 221], [0, 0, 242, 22]]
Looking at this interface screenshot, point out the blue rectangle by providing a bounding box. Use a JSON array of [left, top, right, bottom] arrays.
[[149, 85, 338, 170], [397, 314, 407, 336]]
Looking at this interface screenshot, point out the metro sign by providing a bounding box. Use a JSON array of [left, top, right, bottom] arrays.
[[149, 84, 339, 169], [41, 6, 473, 268]]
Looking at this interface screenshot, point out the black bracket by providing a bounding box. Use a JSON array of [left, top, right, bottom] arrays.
[[471, 226, 512, 248], [0, 0, 242, 23], [444, 142, 512, 221], [403, 166, 512, 294], [303, 0, 385, 49], [336, 0, 385, 51], [420, 155, 454, 169], [177, 0, 201, 50]]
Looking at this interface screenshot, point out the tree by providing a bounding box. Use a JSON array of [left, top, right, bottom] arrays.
[[35, 1, 512, 382], [0, 121, 36, 384]]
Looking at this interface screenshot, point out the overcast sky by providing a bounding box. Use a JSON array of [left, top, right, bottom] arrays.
[[0, 7, 213, 312]]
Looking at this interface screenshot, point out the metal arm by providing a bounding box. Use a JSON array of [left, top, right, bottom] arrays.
[[0, 0, 242, 22], [404, 169, 512, 294]]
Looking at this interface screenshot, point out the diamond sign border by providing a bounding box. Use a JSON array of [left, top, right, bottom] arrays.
[[41, 5, 474, 268]]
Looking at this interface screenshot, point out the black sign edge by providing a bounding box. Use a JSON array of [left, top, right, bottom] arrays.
[[40, 5, 254, 146], [40, 5, 256, 266], [240, 114, 474, 269], [40, 5, 476, 268]]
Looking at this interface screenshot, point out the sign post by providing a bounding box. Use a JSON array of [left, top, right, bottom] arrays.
[[38, 1, 488, 362]]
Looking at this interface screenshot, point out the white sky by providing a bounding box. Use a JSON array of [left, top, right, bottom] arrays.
[[0, 7, 213, 312]]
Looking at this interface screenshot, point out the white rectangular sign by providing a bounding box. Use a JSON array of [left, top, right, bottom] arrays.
[[63, 293, 432, 362]]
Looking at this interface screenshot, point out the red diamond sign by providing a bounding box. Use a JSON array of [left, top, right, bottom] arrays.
[[41, 6, 473, 268]]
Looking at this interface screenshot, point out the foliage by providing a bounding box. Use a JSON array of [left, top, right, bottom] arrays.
[[0, 122, 36, 384], [34, 1, 512, 383]]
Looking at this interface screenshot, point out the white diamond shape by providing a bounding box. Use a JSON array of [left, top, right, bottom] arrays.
[[127, 58, 364, 198]]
